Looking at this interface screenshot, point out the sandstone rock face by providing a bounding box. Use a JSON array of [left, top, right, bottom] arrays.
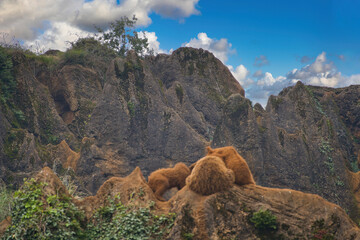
[[212, 82, 360, 220]]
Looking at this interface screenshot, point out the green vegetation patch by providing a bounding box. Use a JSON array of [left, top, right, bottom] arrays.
[[0, 46, 28, 128], [250, 209, 277, 233], [175, 84, 184, 104], [86, 195, 176, 240], [2, 178, 176, 240], [319, 139, 335, 174], [2, 178, 85, 240], [4, 129, 25, 161]]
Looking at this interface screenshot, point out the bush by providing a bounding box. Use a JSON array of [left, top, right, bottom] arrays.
[[2, 178, 85, 240], [2, 179, 176, 240], [85, 195, 176, 240], [250, 209, 277, 232], [64, 49, 87, 66]]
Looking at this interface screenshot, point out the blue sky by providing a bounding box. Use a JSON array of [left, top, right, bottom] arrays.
[[1, 0, 359, 106], [146, 0, 360, 75]]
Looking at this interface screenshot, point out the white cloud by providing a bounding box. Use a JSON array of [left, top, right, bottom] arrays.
[[24, 22, 91, 52], [0, 0, 199, 49], [138, 31, 167, 55], [0, 0, 81, 41], [183, 33, 234, 63], [246, 72, 290, 106], [343, 74, 360, 86], [228, 64, 254, 88], [309, 52, 333, 73], [286, 52, 340, 87], [150, 0, 200, 19], [257, 72, 277, 86], [246, 52, 360, 107]]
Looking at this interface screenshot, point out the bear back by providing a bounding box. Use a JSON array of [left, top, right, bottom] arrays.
[[186, 156, 235, 196], [206, 146, 255, 185]]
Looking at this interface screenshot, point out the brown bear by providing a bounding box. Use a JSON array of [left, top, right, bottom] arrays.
[[206, 146, 255, 185], [186, 156, 235, 195], [148, 162, 190, 201]]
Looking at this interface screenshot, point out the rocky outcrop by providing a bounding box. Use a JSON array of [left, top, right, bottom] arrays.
[[168, 185, 360, 239], [2, 167, 360, 239], [212, 82, 360, 220]]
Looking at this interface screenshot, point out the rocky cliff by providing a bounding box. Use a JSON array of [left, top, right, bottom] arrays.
[[1, 45, 360, 222], [212, 82, 360, 220], [0, 46, 243, 193]]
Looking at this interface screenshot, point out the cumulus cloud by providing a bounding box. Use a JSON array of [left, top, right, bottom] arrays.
[[150, 0, 200, 19], [23, 22, 91, 52], [246, 72, 290, 106], [257, 72, 286, 86], [0, 0, 199, 49], [254, 55, 269, 67], [138, 31, 167, 55], [286, 52, 339, 87], [183, 33, 235, 63], [228, 64, 254, 88], [344, 74, 360, 85], [246, 51, 360, 107]]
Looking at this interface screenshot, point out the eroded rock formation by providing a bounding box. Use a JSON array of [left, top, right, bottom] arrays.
[[2, 167, 360, 239]]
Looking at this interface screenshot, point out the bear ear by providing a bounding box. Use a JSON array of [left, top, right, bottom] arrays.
[[189, 162, 197, 172], [206, 146, 214, 154]]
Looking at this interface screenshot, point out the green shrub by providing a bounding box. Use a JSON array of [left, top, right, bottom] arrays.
[[2, 178, 176, 240], [250, 209, 277, 232], [2, 178, 85, 240], [85, 195, 176, 240], [64, 49, 87, 65]]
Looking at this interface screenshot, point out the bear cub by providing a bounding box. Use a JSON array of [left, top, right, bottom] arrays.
[[148, 162, 190, 201]]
